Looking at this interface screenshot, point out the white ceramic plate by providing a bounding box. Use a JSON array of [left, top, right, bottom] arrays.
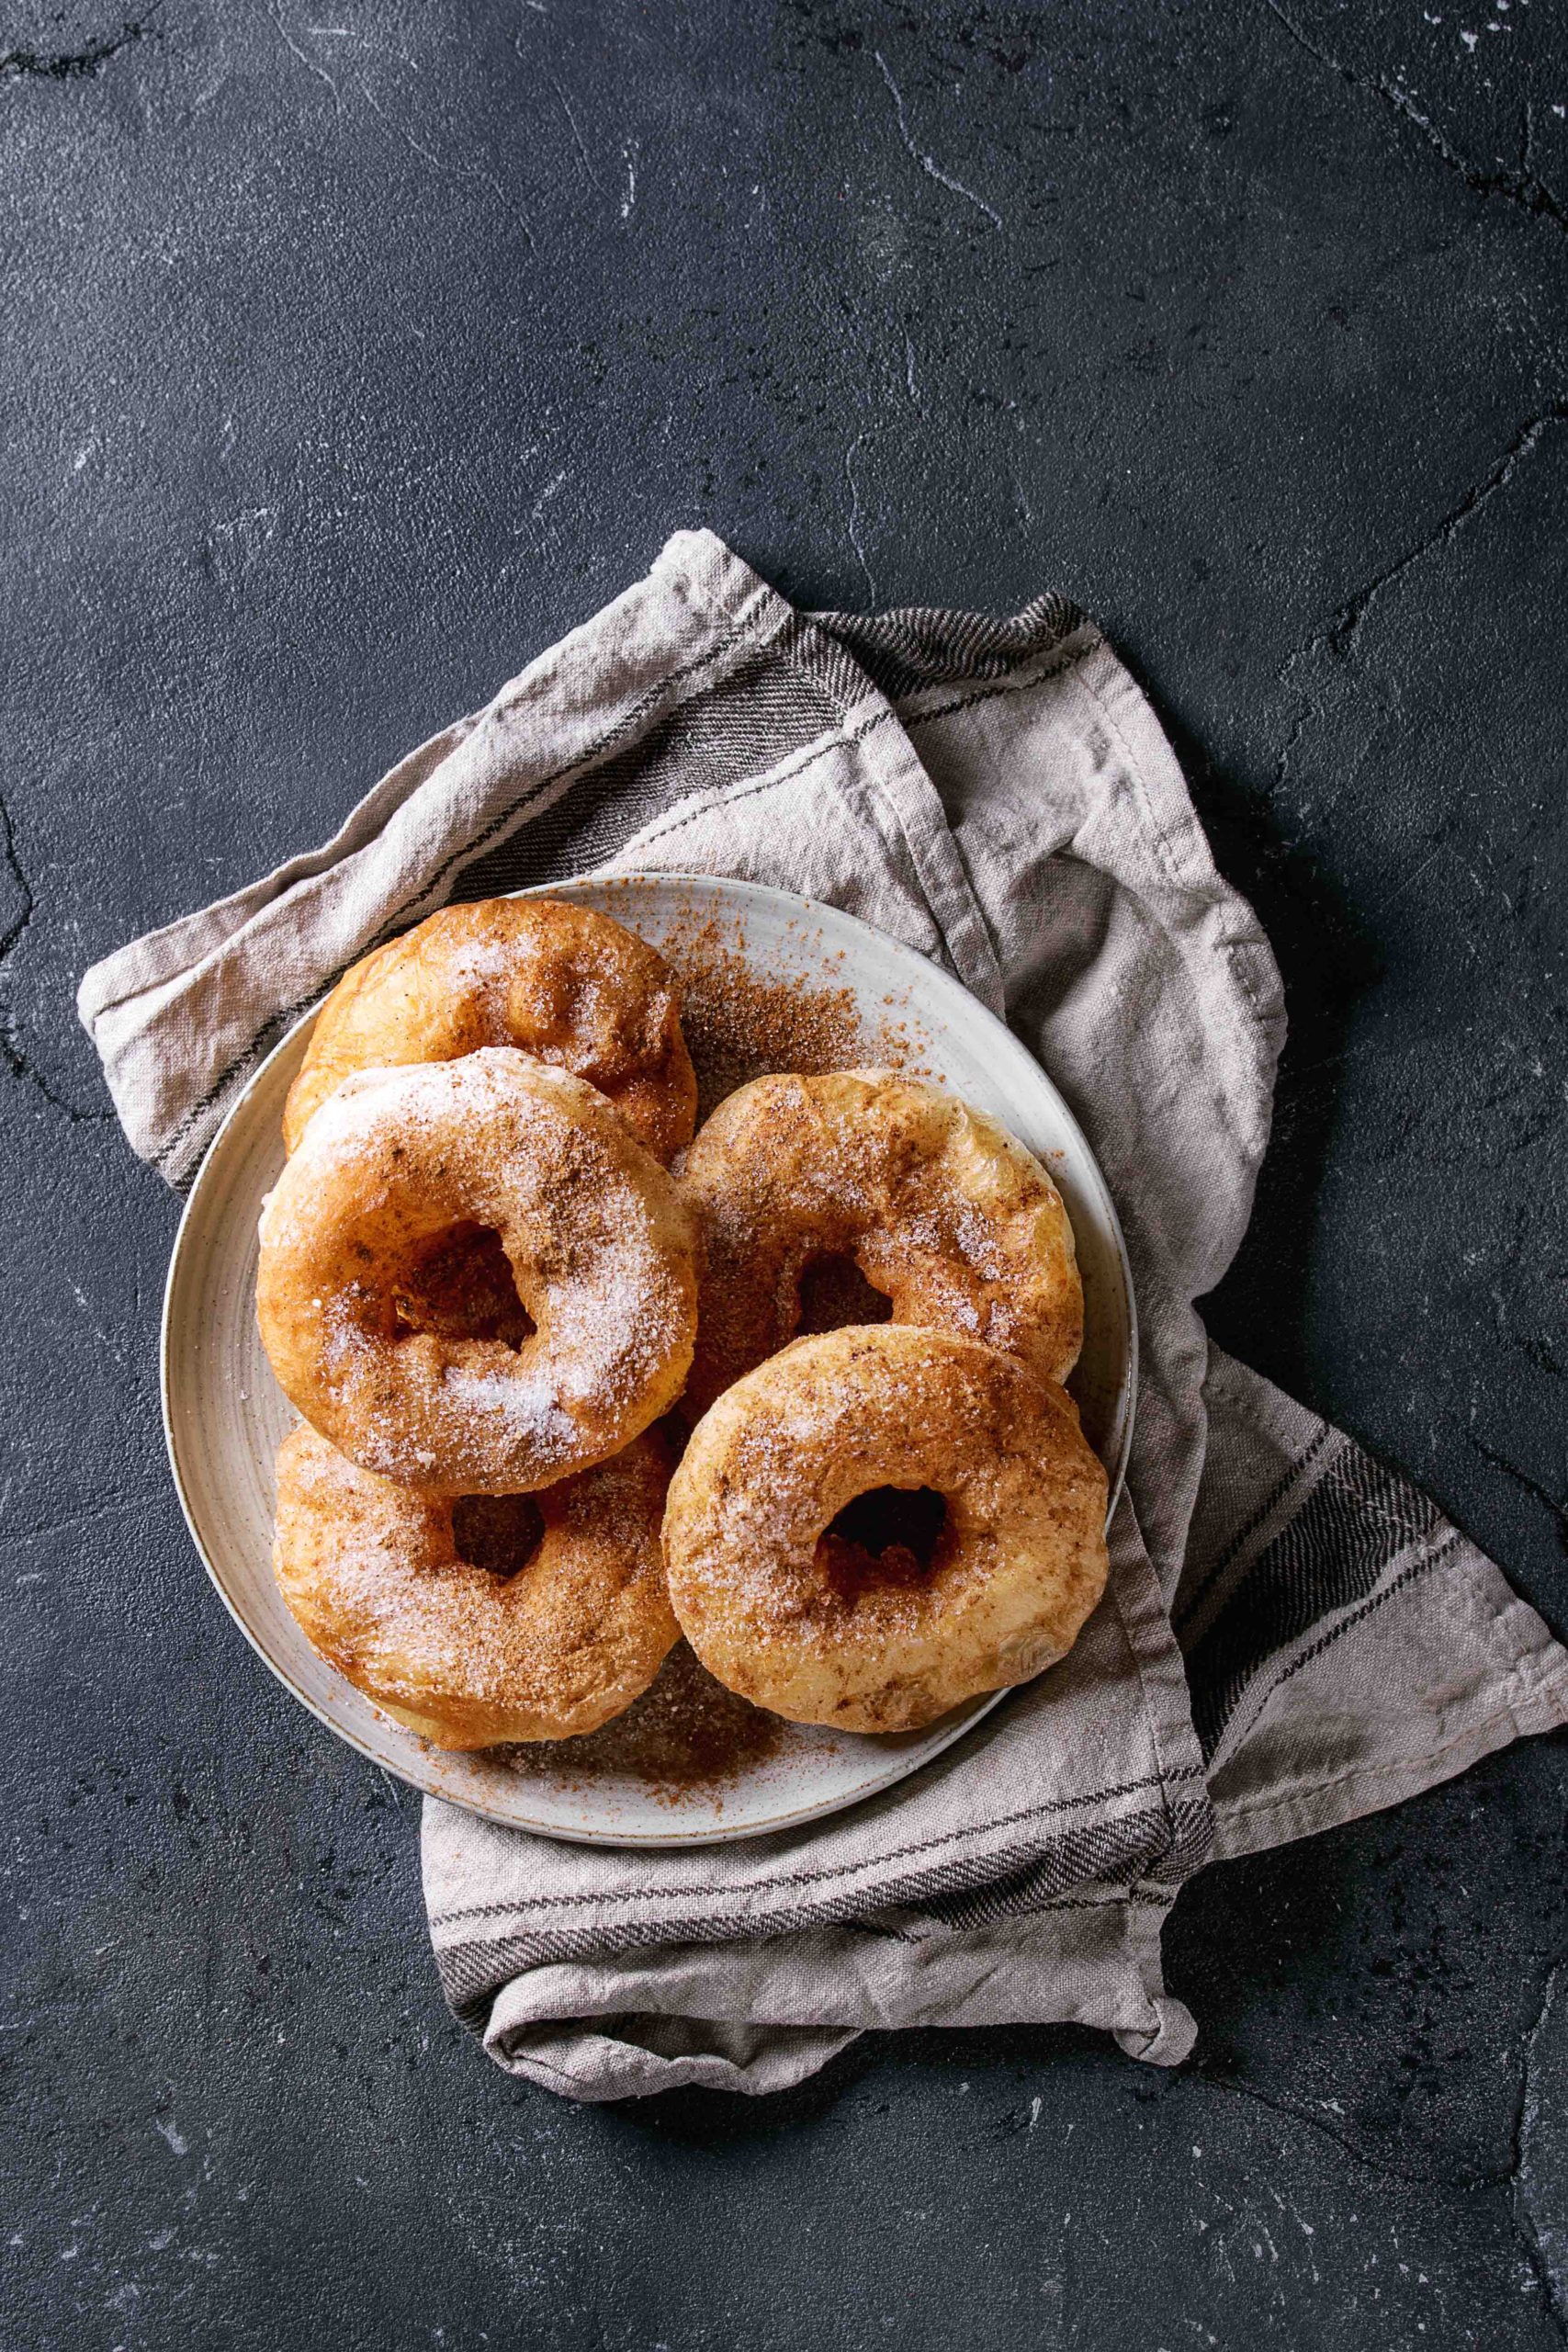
[[163, 874, 1136, 1846]]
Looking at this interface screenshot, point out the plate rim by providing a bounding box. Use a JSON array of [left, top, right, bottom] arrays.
[[160, 870, 1138, 1847]]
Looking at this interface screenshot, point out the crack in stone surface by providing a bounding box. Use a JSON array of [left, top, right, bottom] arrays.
[[1283, 401, 1568, 673], [1514, 1960, 1568, 2344], [1382, 79, 1568, 235], [1468, 1435, 1568, 1555], [843, 430, 878, 605], [0, 786, 110, 1125], [1263, 0, 1568, 236], [265, 8, 536, 246], [0, 786, 36, 968], [1505, 1331, 1568, 1385], [1271, 693, 1320, 795], [548, 73, 604, 197], [265, 1, 340, 112], [874, 50, 1003, 231], [0, 1023, 114, 1124], [6, 1489, 163, 1546], [0, 16, 150, 82], [1189, 2065, 1494, 2188]]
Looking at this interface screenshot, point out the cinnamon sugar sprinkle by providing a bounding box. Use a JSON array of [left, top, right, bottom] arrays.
[[500, 1640, 784, 1800], [653, 910, 926, 1118]]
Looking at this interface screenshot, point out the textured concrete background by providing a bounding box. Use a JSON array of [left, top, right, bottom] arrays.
[[4, 1, 1567, 2344]]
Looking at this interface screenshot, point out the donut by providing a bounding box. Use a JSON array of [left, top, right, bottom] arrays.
[[662, 1326, 1108, 1734], [274, 1423, 679, 1747], [679, 1070, 1083, 1419], [256, 1046, 698, 1494], [282, 896, 697, 1163]]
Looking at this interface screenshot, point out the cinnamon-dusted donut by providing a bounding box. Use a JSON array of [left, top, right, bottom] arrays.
[[257, 1048, 697, 1494], [679, 1070, 1083, 1419], [274, 1423, 679, 1747], [283, 897, 697, 1163], [663, 1326, 1108, 1734]]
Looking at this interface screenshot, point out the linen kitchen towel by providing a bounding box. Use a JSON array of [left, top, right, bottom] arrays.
[[80, 529, 1568, 2099]]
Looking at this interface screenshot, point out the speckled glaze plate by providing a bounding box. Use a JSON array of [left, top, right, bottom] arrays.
[[162, 874, 1136, 1846]]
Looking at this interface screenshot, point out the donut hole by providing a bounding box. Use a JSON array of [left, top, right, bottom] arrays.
[[450, 1491, 546, 1578], [389, 1222, 536, 1349], [818, 1485, 950, 1603], [795, 1251, 893, 1337]]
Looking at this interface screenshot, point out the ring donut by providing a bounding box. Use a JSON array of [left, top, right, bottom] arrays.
[[679, 1070, 1083, 1419], [274, 1423, 679, 1747], [283, 897, 697, 1163], [257, 1047, 698, 1493], [663, 1325, 1108, 1734]]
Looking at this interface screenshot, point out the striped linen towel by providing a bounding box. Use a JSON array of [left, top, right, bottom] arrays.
[[80, 529, 1568, 2099]]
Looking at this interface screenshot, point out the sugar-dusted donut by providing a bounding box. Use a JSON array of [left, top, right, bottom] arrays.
[[282, 897, 697, 1163], [256, 1047, 698, 1494], [274, 1423, 679, 1747], [679, 1070, 1083, 1419], [663, 1326, 1108, 1734]]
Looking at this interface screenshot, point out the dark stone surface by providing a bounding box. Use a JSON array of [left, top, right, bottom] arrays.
[[4, 1, 1567, 2344]]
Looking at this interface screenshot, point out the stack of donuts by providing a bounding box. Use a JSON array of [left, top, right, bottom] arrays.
[[257, 896, 1110, 1751]]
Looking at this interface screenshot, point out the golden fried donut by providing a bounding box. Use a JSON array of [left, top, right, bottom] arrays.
[[274, 1423, 679, 1747], [256, 1047, 698, 1494], [679, 1070, 1083, 1419], [664, 1326, 1108, 1733], [283, 896, 697, 1163]]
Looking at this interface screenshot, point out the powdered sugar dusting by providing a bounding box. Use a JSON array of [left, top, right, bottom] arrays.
[[257, 1048, 696, 1491]]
